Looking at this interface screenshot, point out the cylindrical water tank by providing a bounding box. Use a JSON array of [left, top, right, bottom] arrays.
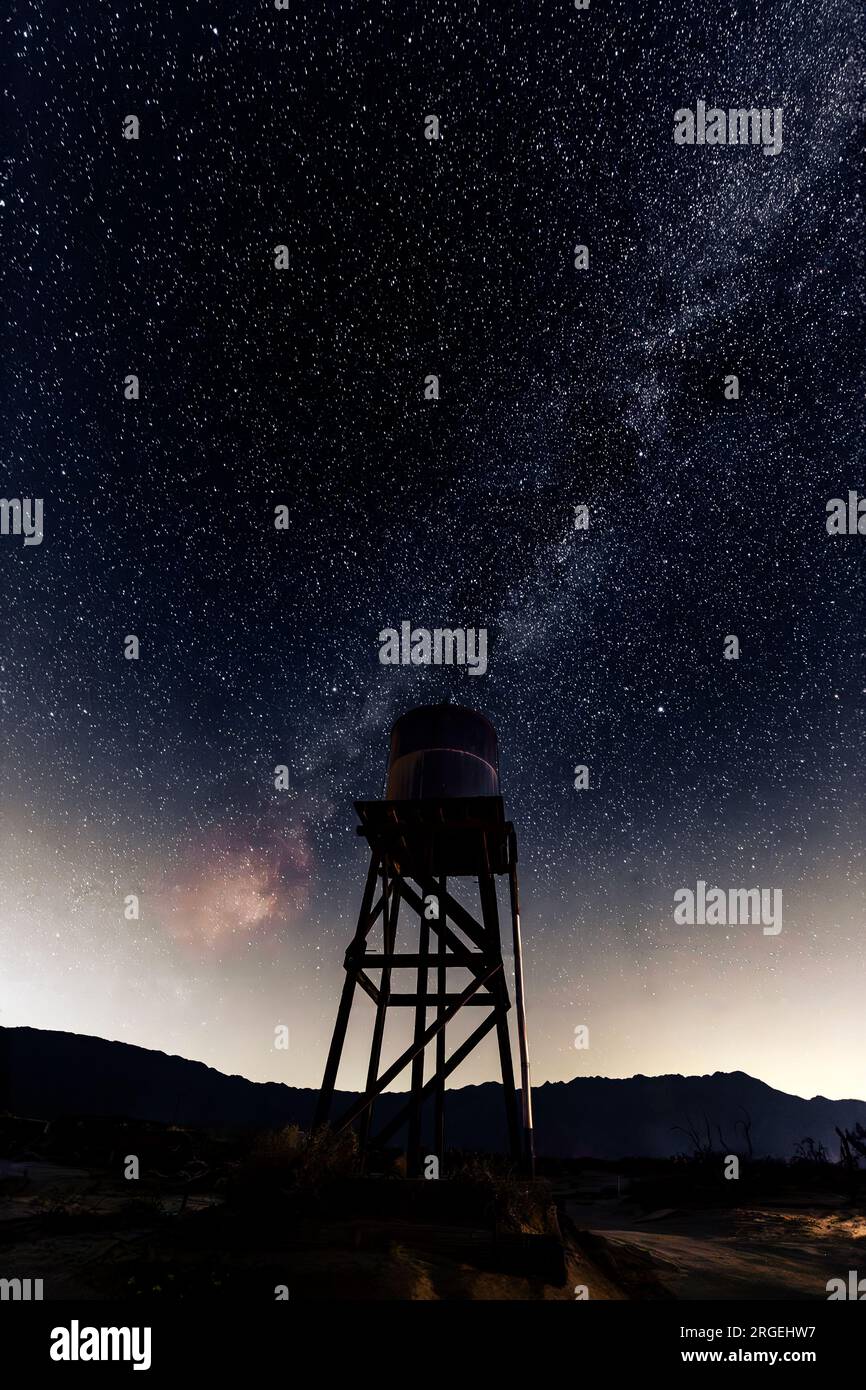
[[385, 704, 500, 800]]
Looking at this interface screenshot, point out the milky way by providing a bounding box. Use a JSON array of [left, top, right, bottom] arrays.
[[2, 0, 864, 1099]]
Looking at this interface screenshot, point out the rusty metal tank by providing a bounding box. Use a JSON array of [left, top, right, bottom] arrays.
[[385, 704, 500, 800]]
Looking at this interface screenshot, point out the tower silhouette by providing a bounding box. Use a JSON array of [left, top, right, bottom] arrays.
[[314, 704, 534, 1176]]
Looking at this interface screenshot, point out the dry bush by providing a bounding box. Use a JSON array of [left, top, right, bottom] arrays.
[[231, 1124, 359, 1203], [448, 1152, 554, 1234]]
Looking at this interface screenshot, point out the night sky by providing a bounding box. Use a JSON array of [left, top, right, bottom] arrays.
[[3, 1, 864, 1103]]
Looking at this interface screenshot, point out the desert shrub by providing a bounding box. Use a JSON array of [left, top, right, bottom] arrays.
[[447, 1152, 554, 1234], [228, 1124, 358, 1207], [792, 1136, 829, 1164]]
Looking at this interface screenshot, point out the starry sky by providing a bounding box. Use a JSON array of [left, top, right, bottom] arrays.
[[3, 1, 865, 1104]]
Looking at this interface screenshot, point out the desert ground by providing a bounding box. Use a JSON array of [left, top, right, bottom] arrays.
[[1, 1121, 863, 1301], [562, 1188, 865, 1300]]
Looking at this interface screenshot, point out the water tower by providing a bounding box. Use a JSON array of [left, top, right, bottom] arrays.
[[314, 704, 534, 1175]]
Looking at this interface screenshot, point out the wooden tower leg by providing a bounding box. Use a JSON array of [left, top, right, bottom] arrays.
[[357, 861, 399, 1164], [314, 853, 380, 1130], [433, 873, 447, 1165]]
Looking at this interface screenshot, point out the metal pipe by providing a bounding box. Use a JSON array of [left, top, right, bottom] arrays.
[[508, 832, 535, 1175]]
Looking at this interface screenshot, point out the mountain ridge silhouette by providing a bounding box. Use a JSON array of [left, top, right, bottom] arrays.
[[2, 1026, 863, 1159]]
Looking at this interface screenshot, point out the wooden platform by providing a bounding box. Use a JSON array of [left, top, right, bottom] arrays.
[[355, 796, 514, 877]]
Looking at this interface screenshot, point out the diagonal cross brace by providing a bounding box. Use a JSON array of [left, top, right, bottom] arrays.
[[371, 1010, 499, 1148], [396, 878, 486, 968], [330, 960, 502, 1135]]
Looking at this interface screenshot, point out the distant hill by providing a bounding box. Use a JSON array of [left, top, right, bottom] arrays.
[[1, 1026, 863, 1159]]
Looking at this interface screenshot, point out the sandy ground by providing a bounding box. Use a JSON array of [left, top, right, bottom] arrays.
[[0, 1159, 620, 1300], [563, 1195, 866, 1300], [3, 1160, 862, 1300]]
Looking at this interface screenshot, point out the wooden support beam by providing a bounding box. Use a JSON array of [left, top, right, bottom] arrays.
[[357, 862, 399, 1157], [354, 971, 381, 1005], [434, 872, 447, 1161], [359, 953, 469, 969], [371, 1011, 499, 1149], [314, 852, 380, 1129], [396, 880, 485, 970], [386, 993, 495, 1006], [434, 883, 489, 951], [331, 961, 501, 1135]]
